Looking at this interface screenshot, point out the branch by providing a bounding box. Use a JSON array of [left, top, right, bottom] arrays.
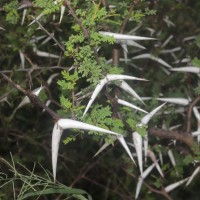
[[100, 0, 120, 66], [101, 0, 110, 12], [84, 176, 133, 199], [112, 44, 120, 66], [112, 1, 137, 65], [186, 95, 200, 133], [120, 1, 137, 33], [148, 128, 194, 148], [70, 146, 114, 187], [63, 0, 89, 38], [30, 16, 65, 52], [0, 73, 60, 122], [143, 182, 173, 200], [63, 0, 100, 64]]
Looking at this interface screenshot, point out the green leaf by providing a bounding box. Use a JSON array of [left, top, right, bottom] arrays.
[[192, 57, 200, 68], [136, 124, 147, 137], [183, 155, 194, 165], [60, 95, 72, 110], [127, 118, 137, 130], [63, 136, 76, 144], [33, 0, 60, 14], [3, 0, 19, 24]]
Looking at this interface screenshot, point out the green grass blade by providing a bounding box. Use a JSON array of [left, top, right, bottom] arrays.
[[21, 187, 92, 200]]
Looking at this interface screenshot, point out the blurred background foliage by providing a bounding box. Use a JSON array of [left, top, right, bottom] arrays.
[[0, 0, 200, 199]]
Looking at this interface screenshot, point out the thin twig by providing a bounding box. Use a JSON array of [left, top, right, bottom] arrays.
[[0, 73, 60, 121], [112, 1, 137, 65], [0, 66, 69, 73], [101, 0, 110, 12], [63, 0, 100, 64], [186, 95, 200, 133], [123, 168, 173, 200], [120, 1, 136, 33], [30, 16, 65, 52], [63, 0, 89, 38]]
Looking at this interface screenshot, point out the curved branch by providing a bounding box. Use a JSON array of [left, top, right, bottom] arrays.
[[186, 95, 200, 133], [143, 182, 173, 200], [64, 0, 100, 64], [30, 16, 65, 52], [112, 1, 138, 65], [148, 128, 194, 148], [120, 1, 137, 33], [64, 0, 89, 38], [1, 73, 60, 122]]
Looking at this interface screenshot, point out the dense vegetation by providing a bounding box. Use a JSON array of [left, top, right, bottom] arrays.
[[0, 0, 200, 199]]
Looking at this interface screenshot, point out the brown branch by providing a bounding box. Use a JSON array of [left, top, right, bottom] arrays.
[[112, 44, 120, 66], [123, 168, 173, 200], [112, 1, 137, 65], [30, 16, 65, 52], [148, 128, 194, 148], [101, 0, 120, 66], [64, 0, 100, 65], [101, 0, 110, 12], [186, 95, 200, 133], [64, 0, 89, 38], [0, 73, 60, 122], [143, 182, 173, 200], [120, 1, 137, 34], [83, 176, 133, 200]]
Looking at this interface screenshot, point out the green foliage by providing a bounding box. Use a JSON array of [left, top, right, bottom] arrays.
[[131, 8, 156, 22], [58, 71, 79, 90], [195, 35, 200, 47], [85, 104, 124, 136], [76, 45, 102, 84], [152, 176, 163, 188], [65, 35, 102, 84], [60, 95, 72, 110], [64, 31, 115, 84], [183, 145, 200, 165], [76, 2, 107, 27], [127, 118, 137, 130], [90, 31, 115, 45], [0, 158, 91, 200], [64, 1, 117, 84], [107, 66, 124, 74], [3, 0, 19, 24], [194, 85, 200, 96], [63, 136, 76, 144], [33, 0, 61, 14], [1, 0, 200, 199]]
